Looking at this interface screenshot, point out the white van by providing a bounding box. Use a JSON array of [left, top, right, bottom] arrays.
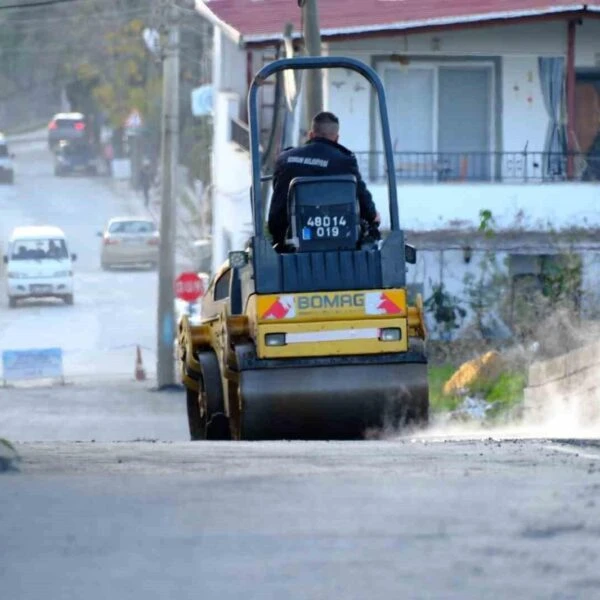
[[3, 225, 77, 308]]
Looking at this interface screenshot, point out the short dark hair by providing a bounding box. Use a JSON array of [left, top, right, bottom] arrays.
[[312, 111, 339, 137]]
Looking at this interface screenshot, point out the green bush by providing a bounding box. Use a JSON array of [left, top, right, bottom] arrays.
[[428, 364, 526, 418], [428, 365, 462, 413]]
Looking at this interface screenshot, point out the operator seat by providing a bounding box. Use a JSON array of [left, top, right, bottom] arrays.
[[285, 174, 360, 252]]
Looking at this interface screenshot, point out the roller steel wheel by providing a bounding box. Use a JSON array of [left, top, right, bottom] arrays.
[[238, 362, 429, 441], [186, 386, 206, 441], [186, 351, 230, 441]]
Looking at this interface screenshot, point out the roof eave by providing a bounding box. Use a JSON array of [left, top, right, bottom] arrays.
[[194, 0, 244, 47], [241, 4, 590, 46]]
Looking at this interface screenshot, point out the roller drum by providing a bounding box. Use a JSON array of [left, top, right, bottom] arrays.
[[238, 362, 428, 440]]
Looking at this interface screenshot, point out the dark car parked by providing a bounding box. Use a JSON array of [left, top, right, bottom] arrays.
[[48, 112, 88, 150], [0, 133, 15, 184], [54, 140, 98, 176]]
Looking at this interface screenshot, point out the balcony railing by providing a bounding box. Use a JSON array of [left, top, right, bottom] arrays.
[[230, 118, 250, 153], [354, 151, 600, 183]]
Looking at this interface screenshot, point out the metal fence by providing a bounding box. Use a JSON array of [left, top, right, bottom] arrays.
[[228, 122, 600, 184], [230, 118, 250, 153], [354, 151, 600, 183]]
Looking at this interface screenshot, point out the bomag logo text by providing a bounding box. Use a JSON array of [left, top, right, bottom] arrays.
[[297, 293, 364, 310]]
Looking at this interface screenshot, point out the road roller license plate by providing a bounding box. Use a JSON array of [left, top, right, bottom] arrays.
[[299, 205, 353, 240]]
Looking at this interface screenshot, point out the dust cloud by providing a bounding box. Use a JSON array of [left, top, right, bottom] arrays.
[[398, 308, 600, 442]]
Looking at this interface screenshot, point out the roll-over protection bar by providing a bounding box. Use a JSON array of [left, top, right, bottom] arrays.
[[247, 56, 400, 238]]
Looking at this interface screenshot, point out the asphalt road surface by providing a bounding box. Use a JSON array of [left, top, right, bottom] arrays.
[[2, 382, 600, 600], [0, 133, 159, 380], [2, 134, 600, 600]]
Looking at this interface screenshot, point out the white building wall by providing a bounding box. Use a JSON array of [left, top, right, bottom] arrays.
[[582, 251, 600, 317], [369, 182, 600, 231], [214, 29, 247, 103], [501, 56, 548, 157], [327, 20, 600, 60], [209, 20, 600, 272], [413, 245, 600, 339], [409, 247, 521, 338], [319, 55, 372, 156], [211, 91, 252, 273], [325, 20, 600, 157], [320, 21, 600, 233], [409, 248, 483, 336]]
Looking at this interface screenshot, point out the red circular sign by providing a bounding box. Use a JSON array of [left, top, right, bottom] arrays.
[[175, 272, 203, 302]]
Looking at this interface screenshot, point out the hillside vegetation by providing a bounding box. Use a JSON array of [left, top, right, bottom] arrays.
[[0, 0, 211, 179]]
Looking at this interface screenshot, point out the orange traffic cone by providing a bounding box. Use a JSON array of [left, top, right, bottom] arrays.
[[135, 345, 146, 381]]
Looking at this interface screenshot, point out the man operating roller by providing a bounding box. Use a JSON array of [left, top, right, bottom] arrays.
[[268, 111, 381, 249]]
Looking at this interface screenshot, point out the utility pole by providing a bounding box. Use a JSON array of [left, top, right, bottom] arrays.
[[156, 0, 180, 388], [301, 0, 323, 129]]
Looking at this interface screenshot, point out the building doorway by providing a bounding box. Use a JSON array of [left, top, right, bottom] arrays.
[[575, 70, 600, 180]]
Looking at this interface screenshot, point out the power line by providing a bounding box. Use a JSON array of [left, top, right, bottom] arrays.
[[0, 0, 79, 10]]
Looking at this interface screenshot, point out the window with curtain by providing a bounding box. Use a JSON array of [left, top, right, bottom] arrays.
[[380, 62, 494, 181], [538, 57, 567, 179]]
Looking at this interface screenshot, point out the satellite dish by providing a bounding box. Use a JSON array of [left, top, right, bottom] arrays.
[[143, 28, 161, 56], [191, 85, 213, 117]]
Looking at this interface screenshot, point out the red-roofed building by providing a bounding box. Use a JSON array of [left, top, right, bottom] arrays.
[[199, 1, 600, 328], [198, 0, 600, 45]]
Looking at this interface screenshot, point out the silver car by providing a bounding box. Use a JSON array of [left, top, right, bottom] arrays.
[[99, 217, 159, 270]]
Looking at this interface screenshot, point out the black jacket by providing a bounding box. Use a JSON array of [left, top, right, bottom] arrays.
[[268, 137, 377, 246]]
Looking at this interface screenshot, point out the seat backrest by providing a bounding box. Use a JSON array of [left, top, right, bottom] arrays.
[[286, 174, 360, 252]]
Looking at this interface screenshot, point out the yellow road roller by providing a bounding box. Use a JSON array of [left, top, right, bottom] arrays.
[[178, 56, 428, 440]]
